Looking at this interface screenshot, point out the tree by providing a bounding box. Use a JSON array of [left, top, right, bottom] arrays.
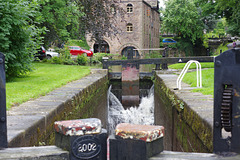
[[215, 0, 240, 36], [76, 0, 120, 44], [162, 0, 204, 44], [39, 0, 83, 47], [39, 0, 117, 47], [194, 0, 218, 31], [0, 0, 45, 79]]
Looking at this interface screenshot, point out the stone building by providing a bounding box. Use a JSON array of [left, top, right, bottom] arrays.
[[86, 0, 160, 59]]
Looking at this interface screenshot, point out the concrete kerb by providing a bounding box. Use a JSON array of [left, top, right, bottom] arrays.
[[2, 69, 108, 159]]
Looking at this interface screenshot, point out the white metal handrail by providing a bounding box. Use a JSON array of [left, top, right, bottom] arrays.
[[176, 60, 202, 90]]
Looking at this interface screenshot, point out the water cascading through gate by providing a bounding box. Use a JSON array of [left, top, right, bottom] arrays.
[[107, 85, 154, 135]]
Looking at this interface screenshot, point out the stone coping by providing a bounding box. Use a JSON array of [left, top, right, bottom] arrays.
[[54, 118, 102, 136], [150, 151, 240, 160], [6, 69, 107, 147], [0, 146, 69, 160], [115, 123, 164, 142]]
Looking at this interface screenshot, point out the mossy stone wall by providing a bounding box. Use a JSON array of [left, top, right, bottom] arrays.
[[32, 74, 108, 146], [154, 74, 212, 153]]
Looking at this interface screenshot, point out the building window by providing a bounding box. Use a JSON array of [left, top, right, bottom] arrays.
[[127, 23, 133, 32], [127, 4, 133, 13]]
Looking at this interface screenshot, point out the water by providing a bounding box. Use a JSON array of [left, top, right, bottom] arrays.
[[107, 85, 154, 135]]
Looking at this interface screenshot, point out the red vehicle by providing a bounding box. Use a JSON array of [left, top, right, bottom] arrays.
[[69, 46, 93, 57]]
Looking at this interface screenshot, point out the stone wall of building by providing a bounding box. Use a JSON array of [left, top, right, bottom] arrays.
[[86, 0, 160, 57]]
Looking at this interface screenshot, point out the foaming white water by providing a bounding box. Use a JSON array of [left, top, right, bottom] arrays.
[[107, 85, 154, 135]]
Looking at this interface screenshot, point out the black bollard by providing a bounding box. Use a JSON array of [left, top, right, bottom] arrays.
[[54, 118, 107, 160], [0, 52, 7, 149]]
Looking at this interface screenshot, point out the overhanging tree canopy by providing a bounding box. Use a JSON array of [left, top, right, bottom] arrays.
[[215, 0, 240, 36], [162, 0, 204, 44], [0, 0, 44, 79]]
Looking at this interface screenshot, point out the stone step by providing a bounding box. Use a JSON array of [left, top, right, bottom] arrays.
[[0, 146, 69, 160], [150, 151, 240, 160]]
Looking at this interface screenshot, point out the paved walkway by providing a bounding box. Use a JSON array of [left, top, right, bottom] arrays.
[[150, 151, 240, 160]]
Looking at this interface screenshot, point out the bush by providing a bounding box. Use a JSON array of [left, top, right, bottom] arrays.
[[50, 57, 63, 64], [91, 53, 113, 63], [121, 55, 127, 60], [0, 1, 45, 80], [46, 47, 76, 65], [176, 38, 194, 56], [76, 55, 88, 65], [145, 51, 163, 59], [63, 59, 77, 65]]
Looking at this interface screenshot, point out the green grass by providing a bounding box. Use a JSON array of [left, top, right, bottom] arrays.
[[169, 62, 214, 69], [169, 62, 214, 95], [6, 63, 94, 109], [214, 43, 230, 55], [183, 69, 214, 95]]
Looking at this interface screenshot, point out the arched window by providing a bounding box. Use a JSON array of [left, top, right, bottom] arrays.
[[127, 23, 133, 32], [127, 4, 133, 13]]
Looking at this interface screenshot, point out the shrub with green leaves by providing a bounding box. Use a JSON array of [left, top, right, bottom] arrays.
[[0, 0, 45, 79], [121, 55, 127, 60], [91, 53, 113, 63], [50, 57, 63, 64], [46, 47, 77, 65], [76, 55, 88, 65]]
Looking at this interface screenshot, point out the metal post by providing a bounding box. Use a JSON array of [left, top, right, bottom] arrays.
[[102, 57, 109, 69], [155, 64, 160, 70], [162, 48, 168, 70], [0, 52, 7, 149]]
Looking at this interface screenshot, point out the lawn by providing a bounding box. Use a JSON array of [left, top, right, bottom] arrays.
[[169, 62, 214, 96], [6, 63, 95, 109], [183, 69, 214, 95]]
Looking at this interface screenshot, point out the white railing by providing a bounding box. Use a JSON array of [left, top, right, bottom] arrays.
[[176, 60, 202, 90]]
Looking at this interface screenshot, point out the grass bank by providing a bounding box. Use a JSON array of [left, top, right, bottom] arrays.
[[6, 63, 95, 109], [169, 62, 214, 96], [183, 69, 214, 95]]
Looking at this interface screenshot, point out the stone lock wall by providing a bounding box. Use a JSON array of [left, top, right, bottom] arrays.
[[7, 69, 109, 147], [154, 73, 213, 153], [44, 72, 109, 146]]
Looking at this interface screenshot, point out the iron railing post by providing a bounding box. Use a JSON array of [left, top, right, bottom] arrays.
[[162, 48, 168, 70], [155, 64, 160, 70], [102, 57, 109, 69], [0, 52, 7, 149]]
